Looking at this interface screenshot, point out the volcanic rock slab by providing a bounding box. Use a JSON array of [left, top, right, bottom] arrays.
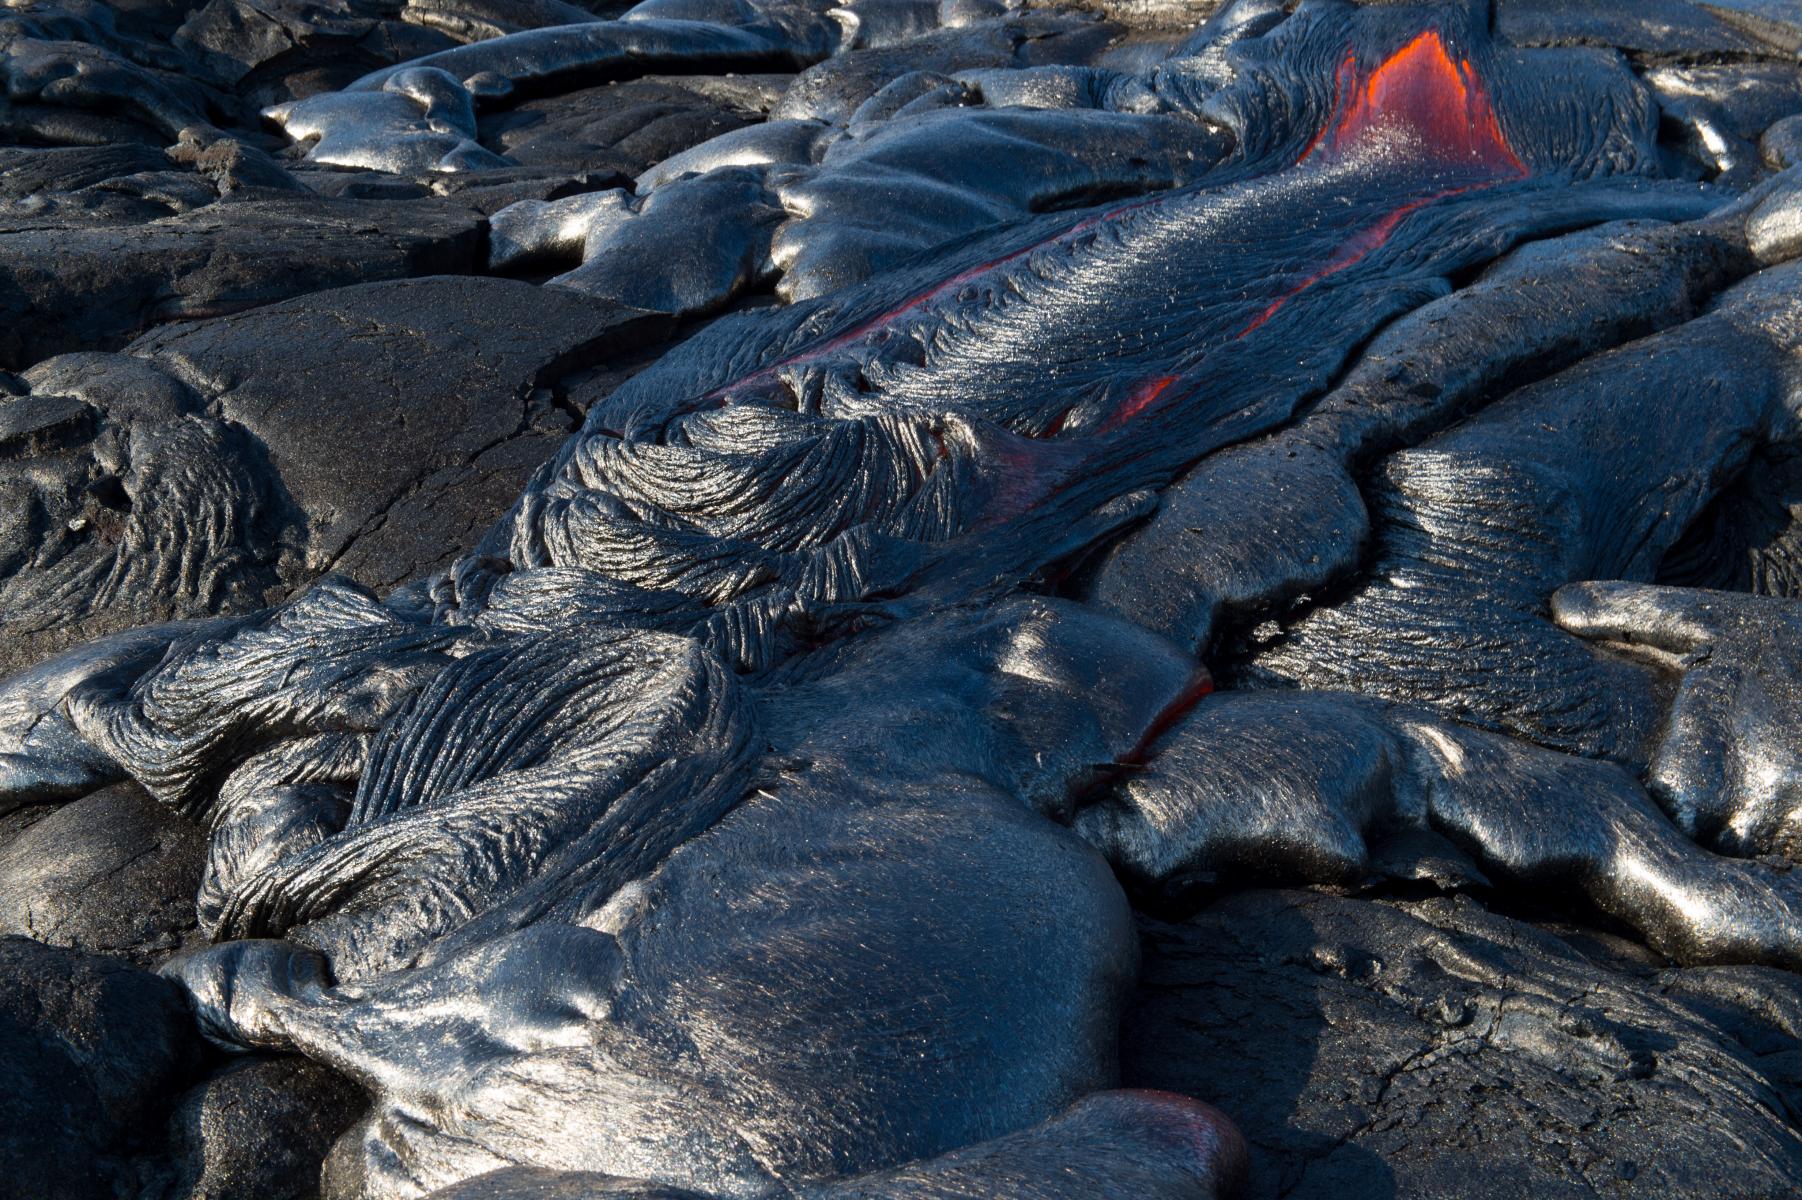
[[0, 192, 489, 368], [166, 1054, 369, 1200], [0, 938, 201, 1200], [129, 274, 669, 587], [1126, 890, 1802, 1199], [0, 274, 674, 678], [0, 781, 203, 963]]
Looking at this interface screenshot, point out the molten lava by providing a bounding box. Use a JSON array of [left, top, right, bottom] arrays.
[[708, 29, 1531, 428], [1243, 29, 1528, 336], [1304, 29, 1527, 172]]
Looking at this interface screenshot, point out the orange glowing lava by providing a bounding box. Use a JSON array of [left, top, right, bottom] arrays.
[[1303, 29, 1526, 173], [1240, 29, 1528, 336]]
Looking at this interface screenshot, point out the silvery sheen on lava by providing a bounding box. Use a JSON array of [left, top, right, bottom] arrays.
[[8, 0, 1802, 1196]]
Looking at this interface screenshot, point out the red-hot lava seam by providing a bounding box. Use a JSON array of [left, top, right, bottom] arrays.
[[1118, 668, 1217, 767], [1101, 375, 1179, 432], [1235, 189, 1450, 337]]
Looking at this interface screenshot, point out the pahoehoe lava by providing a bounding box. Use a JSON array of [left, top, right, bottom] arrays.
[[10, 0, 1802, 1197]]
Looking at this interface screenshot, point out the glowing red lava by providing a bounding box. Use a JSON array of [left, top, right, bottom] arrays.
[[1240, 29, 1528, 336], [1303, 28, 1527, 172], [703, 29, 1528, 430]]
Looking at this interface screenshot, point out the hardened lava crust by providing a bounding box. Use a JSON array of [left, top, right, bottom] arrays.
[[9, 1, 1802, 1197]]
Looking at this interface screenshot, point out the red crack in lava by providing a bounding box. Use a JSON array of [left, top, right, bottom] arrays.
[[1239, 29, 1529, 338], [1235, 192, 1446, 337], [1118, 667, 1216, 767], [1102, 375, 1179, 432]]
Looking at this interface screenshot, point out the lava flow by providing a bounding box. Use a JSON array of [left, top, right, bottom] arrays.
[[704, 28, 1531, 432], [1241, 29, 1529, 337]]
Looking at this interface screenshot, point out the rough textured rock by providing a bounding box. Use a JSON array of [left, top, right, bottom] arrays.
[[0, 781, 204, 963], [0, 274, 679, 687], [0, 194, 488, 368], [173, 0, 460, 106], [479, 76, 787, 174], [9, 0, 1802, 1197], [0, 938, 201, 1200], [131, 274, 671, 589], [0, 144, 177, 196], [0, 801, 56, 852], [770, 13, 1122, 123], [416, 1091, 1248, 1198], [166, 1055, 368, 1200], [1123, 889, 1802, 1199]]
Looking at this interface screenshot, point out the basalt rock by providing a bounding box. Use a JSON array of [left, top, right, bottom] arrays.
[[1124, 890, 1802, 1200], [128, 274, 671, 590], [0, 192, 488, 367], [0, 781, 204, 963], [165, 1054, 368, 1200], [421, 1091, 1245, 1199], [478, 75, 787, 174], [0, 938, 201, 1199], [0, 276, 674, 682]]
